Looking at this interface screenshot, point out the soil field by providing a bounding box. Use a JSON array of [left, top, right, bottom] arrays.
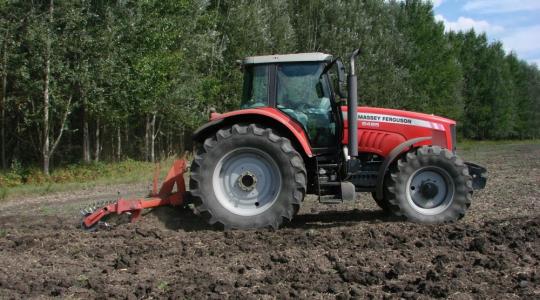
[[0, 143, 538, 299]]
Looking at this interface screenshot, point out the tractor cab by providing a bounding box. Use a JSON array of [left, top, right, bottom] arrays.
[[240, 53, 345, 151]]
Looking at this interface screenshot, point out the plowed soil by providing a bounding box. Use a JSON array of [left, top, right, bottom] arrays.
[[0, 143, 538, 299]]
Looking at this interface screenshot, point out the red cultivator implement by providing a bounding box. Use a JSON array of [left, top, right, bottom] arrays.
[[80, 159, 188, 231]]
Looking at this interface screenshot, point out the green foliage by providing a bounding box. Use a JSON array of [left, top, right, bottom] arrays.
[[0, 0, 539, 174], [396, 0, 463, 120], [448, 29, 539, 139], [157, 281, 169, 291], [76, 274, 89, 287], [0, 160, 24, 187], [0, 159, 156, 188], [0, 188, 7, 201]]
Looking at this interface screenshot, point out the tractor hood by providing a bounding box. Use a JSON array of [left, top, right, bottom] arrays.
[[341, 106, 457, 156], [341, 106, 456, 128]]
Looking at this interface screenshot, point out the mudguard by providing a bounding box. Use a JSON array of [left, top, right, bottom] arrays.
[[465, 162, 487, 190], [192, 108, 314, 157]]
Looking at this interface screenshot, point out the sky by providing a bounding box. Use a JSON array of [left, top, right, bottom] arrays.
[[431, 0, 540, 66]]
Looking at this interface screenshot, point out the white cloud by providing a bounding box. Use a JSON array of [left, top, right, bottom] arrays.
[[387, 0, 443, 8], [501, 25, 540, 56], [463, 0, 540, 14], [530, 59, 540, 67], [435, 14, 504, 34], [432, 0, 443, 8]]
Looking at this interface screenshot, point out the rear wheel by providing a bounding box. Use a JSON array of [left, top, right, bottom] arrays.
[[385, 146, 473, 223], [189, 124, 307, 229]]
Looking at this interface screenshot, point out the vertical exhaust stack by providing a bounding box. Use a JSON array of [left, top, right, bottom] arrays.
[[348, 49, 361, 158]]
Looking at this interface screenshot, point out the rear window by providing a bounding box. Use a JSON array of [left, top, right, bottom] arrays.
[[241, 65, 268, 109]]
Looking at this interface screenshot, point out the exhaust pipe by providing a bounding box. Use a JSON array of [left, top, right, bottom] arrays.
[[348, 49, 361, 158]]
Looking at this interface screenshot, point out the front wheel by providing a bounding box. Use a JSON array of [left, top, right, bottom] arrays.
[[371, 191, 392, 213], [189, 124, 307, 229], [385, 146, 473, 223]]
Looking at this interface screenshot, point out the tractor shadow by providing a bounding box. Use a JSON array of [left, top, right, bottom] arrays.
[[150, 206, 212, 231], [150, 206, 402, 231], [284, 209, 402, 229]]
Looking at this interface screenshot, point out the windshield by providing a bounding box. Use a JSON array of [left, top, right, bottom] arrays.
[[241, 64, 268, 108]]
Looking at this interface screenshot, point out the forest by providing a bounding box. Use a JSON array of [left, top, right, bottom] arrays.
[[1, 0, 539, 175]]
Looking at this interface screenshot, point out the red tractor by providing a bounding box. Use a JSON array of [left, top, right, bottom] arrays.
[[81, 49, 486, 231], [188, 49, 486, 229]]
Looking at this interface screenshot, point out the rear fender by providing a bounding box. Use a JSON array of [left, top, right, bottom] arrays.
[[192, 108, 314, 158]]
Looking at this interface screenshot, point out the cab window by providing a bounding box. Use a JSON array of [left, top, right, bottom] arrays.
[[241, 65, 268, 108]]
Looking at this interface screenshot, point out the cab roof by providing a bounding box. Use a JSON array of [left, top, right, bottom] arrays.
[[242, 52, 333, 65]]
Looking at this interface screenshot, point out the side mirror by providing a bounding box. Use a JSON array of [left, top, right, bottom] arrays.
[[335, 59, 347, 99]]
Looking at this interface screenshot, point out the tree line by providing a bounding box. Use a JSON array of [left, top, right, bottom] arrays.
[[1, 0, 539, 174]]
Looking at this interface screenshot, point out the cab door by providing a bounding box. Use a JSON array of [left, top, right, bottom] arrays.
[[274, 62, 339, 153]]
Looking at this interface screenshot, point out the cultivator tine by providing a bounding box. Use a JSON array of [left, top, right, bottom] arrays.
[[80, 200, 116, 216], [80, 205, 93, 216], [80, 200, 114, 231]]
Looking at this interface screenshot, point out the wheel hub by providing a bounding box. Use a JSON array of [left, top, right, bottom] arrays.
[[419, 181, 439, 199], [406, 166, 455, 214], [238, 171, 257, 191]]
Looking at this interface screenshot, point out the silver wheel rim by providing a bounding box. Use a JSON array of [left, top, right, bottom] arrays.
[[406, 166, 455, 215], [212, 147, 282, 216]]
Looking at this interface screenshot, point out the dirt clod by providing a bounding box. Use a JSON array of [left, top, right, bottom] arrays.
[[468, 237, 488, 253]]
